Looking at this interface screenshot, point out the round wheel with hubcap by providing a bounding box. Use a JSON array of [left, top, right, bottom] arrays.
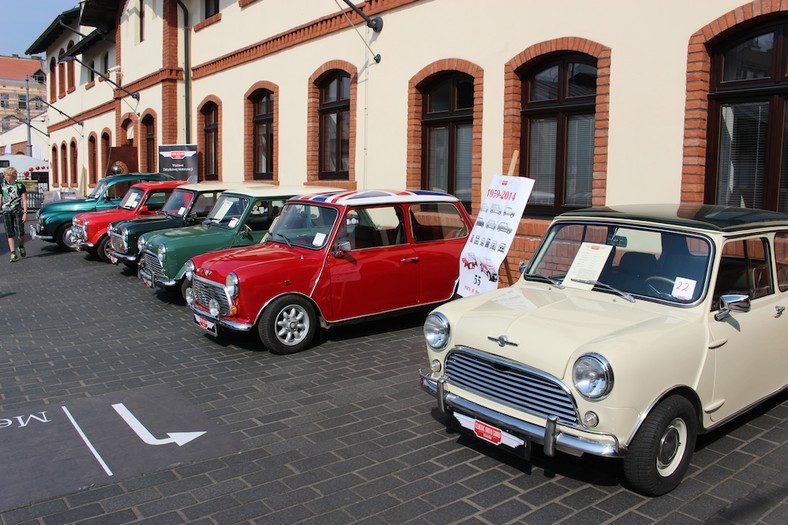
[[55, 223, 78, 250], [97, 236, 112, 263], [259, 295, 317, 354], [623, 395, 697, 496]]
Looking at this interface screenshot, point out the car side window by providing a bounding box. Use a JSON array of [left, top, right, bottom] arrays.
[[410, 203, 468, 242], [245, 198, 288, 232], [775, 232, 788, 292], [192, 192, 219, 218], [712, 237, 773, 309], [339, 206, 405, 250], [145, 190, 171, 211], [106, 181, 132, 200]]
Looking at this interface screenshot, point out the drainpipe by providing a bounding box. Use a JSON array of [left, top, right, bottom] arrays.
[[177, 0, 191, 144]]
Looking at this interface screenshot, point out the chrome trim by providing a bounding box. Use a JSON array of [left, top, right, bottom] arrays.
[[419, 371, 622, 458], [191, 306, 254, 332]]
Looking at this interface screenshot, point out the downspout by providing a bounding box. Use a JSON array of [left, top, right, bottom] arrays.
[[177, 0, 191, 144]]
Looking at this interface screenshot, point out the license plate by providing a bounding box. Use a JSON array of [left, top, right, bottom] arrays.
[[454, 412, 529, 458], [139, 268, 155, 288], [193, 313, 217, 336]]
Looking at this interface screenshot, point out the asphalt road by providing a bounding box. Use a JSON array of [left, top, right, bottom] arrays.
[[0, 229, 786, 524]]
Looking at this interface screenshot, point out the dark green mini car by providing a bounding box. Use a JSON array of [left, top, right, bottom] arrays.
[[107, 181, 237, 266], [137, 184, 338, 298], [32, 172, 174, 250]]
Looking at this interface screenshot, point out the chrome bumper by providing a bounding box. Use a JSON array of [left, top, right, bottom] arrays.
[[190, 305, 254, 332], [419, 371, 622, 459], [108, 249, 138, 264]]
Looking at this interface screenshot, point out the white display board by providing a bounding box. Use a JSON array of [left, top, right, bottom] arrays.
[[458, 175, 534, 296]]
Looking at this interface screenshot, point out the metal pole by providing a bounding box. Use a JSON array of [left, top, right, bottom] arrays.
[[25, 76, 32, 156]]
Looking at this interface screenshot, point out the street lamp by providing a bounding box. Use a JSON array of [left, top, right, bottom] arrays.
[[29, 97, 83, 128], [10, 115, 49, 138], [58, 55, 139, 100]]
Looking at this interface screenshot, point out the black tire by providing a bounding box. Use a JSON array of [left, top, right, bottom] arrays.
[[258, 295, 317, 354], [55, 223, 78, 251], [180, 279, 191, 303], [623, 395, 697, 496], [96, 236, 112, 263]]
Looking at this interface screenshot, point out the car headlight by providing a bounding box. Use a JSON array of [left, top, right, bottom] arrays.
[[184, 260, 195, 282], [157, 244, 166, 265], [573, 354, 613, 400], [225, 272, 239, 299], [138, 236, 147, 253], [424, 312, 450, 350]]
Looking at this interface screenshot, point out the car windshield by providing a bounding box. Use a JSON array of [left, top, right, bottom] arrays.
[[264, 203, 338, 249], [118, 188, 145, 210], [161, 189, 194, 217], [525, 222, 712, 304], [86, 179, 109, 199], [205, 194, 249, 228]]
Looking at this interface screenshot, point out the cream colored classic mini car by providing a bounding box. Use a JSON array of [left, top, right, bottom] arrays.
[[420, 204, 788, 496]]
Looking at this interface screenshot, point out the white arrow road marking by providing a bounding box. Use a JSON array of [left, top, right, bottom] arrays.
[[112, 403, 206, 446]]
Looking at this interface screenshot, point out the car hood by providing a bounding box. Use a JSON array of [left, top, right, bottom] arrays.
[[40, 198, 97, 214], [439, 284, 690, 379], [75, 208, 134, 224], [145, 223, 225, 249], [194, 243, 318, 281], [116, 214, 180, 232]]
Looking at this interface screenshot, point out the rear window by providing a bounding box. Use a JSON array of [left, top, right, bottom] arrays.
[[409, 203, 468, 242]]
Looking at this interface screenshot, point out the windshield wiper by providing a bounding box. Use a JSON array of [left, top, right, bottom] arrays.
[[571, 279, 635, 303], [524, 273, 564, 288], [273, 232, 292, 248]]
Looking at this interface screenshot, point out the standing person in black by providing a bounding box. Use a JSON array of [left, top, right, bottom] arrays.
[[2, 167, 28, 262]]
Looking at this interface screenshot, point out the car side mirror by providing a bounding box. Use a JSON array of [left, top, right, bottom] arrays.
[[334, 240, 351, 257], [139, 205, 149, 213], [519, 261, 529, 274], [714, 293, 751, 321]]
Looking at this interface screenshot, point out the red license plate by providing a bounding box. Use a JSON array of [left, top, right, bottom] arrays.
[[473, 420, 502, 445]]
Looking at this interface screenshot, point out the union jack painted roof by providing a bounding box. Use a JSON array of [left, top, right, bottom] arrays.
[[296, 189, 459, 206]]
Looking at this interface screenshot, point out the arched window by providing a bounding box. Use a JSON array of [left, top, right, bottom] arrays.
[[51, 145, 59, 186], [142, 114, 156, 172], [101, 131, 111, 177], [66, 41, 75, 91], [202, 102, 219, 180], [60, 143, 68, 185], [519, 54, 597, 215], [57, 50, 66, 99], [70, 140, 78, 185], [318, 70, 350, 180], [49, 58, 57, 102], [705, 17, 788, 211], [88, 135, 97, 185], [420, 72, 474, 211], [250, 89, 275, 180]]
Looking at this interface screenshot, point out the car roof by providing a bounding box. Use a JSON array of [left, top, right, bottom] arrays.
[[296, 189, 460, 206], [558, 203, 788, 232], [129, 180, 188, 190], [176, 181, 251, 193], [221, 184, 343, 198]]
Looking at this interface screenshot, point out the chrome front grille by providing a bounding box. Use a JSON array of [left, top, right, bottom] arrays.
[[192, 277, 231, 315], [142, 250, 165, 279], [110, 231, 127, 253], [445, 349, 579, 425], [72, 223, 86, 243]]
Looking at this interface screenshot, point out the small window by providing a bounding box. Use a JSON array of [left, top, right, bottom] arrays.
[[339, 206, 406, 249], [774, 232, 788, 292], [410, 202, 468, 242], [713, 237, 773, 309], [205, 0, 219, 19]]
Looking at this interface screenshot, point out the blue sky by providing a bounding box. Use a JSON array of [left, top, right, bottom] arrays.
[[0, 0, 81, 57]]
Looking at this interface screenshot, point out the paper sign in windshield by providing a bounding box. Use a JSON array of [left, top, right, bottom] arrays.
[[313, 232, 326, 246], [672, 277, 696, 300], [214, 200, 233, 220], [563, 243, 613, 290]]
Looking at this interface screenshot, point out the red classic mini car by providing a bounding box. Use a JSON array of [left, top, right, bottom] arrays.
[[72, 180, 187, 262], [186, 189, 473, 354]]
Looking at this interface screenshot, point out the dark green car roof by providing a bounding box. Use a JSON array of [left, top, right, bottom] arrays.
[[559, 204, 788, 232]]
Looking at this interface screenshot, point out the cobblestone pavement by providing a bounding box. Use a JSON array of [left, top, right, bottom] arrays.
[[0, 232, 786, 525]]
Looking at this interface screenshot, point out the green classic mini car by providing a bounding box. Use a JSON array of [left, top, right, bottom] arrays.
[[137, 184, 338, 298], [32, 172, 174, 250], [107, 181, 237, 267]]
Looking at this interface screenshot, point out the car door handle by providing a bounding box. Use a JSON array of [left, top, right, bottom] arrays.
[[401, 257, 419, 263], [775, 305, 785, 318]]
